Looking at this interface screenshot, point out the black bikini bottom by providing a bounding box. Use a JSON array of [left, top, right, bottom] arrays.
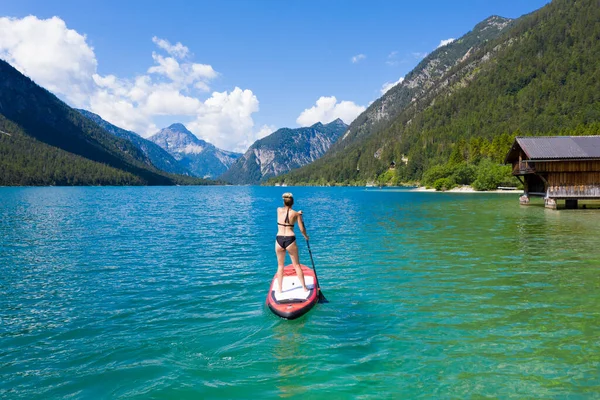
[[276, 235, 296, 249]]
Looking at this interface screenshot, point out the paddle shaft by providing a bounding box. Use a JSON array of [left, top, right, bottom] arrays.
[[300, 214, 326, 301], [306, 239, 320, 286]]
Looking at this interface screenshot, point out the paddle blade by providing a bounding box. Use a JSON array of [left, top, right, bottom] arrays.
[[318, 291, 329, 303]]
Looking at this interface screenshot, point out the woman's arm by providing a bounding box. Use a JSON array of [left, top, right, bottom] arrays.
[[296, 211, 309, 240]]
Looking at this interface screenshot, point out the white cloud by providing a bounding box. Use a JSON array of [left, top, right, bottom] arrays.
[[380, 77, 405, 95], [437, 38, 455, 48], [351, 54, 366, 63], [0, 16, 266, 152], [187, 87, 263, 153], [147, 52, 183, 81], [296, 96, 365, 127], [147, 52, 217, 87], [191, 63, 218, 80], [226, 123, 275, 153], [145, 89, 203, 115], [151, 36, 189, 59], [89, 88, 157, 135], [256, 124, 276, 140], [386, 51, 399, 66], [412, 52, 428, 60], [0, 16, 97, 106]]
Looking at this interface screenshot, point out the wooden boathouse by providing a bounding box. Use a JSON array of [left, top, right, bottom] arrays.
[[505, 136, 600, 209]]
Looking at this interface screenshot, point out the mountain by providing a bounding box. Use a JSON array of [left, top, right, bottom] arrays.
[[0, 59, 209, 186], [0, 114, 143, 185], [148, 123, 241, 178], [279, 0, 600, 185], [278, 15, 514, 185], [219, 119, 348, 185], [77, 110, 191, 176], [328, 15, 513, 157]]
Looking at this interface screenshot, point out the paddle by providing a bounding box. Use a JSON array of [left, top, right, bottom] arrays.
[[306, 239, 328, 303], [301, 214, 328, 303]]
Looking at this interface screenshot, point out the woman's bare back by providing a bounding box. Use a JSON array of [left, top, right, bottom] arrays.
[[276, 207, 297, 237]]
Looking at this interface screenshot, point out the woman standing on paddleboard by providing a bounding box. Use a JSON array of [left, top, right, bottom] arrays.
[[275, 193, 309, 293]]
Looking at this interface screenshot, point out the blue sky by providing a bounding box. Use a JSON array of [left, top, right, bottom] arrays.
[[0, 0, 550, 151]]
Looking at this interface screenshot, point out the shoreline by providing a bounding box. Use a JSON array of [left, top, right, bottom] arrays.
[[411, 185, 524, 194]]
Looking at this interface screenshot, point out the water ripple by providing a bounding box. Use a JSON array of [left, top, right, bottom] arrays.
[[1, 187, 600, 398]]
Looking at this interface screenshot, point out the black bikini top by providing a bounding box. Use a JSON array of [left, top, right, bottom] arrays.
[[277, 208, 294, 227]]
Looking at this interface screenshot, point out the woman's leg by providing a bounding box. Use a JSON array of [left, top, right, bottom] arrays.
[[275, 240, 286, 292], [287, 241, 308, 292]]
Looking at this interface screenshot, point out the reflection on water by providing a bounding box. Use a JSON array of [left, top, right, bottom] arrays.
[[1, 187, 599, 398], [272, 321, 309, 398]]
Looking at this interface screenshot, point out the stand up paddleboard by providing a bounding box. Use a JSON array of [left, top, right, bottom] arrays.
[[266, 264, 319, 320]]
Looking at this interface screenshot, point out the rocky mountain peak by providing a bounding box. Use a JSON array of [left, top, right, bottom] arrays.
[[308, 119, 347, 131], [219, 121, 348, 184], [166, 123, 192, 134], [147, 123, 241, 178], [472, 15, 512, 36], [148, 123, 206, 152]]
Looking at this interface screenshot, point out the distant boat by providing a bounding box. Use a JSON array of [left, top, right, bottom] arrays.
[[281, 183, 287, 187]]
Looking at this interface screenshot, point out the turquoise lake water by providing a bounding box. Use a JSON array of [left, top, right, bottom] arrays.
[[1, 186, 599, 399]]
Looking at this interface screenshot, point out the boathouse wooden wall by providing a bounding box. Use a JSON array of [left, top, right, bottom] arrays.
[[511, 161, 600, 185], [534, 161, 600, 173], [547, 172, 600, 186], [532, 161, 600, 186]]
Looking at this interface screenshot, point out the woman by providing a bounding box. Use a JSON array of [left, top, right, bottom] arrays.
[[275, 192, 309, 293]]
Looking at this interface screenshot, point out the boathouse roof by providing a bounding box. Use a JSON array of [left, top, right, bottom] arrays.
[[505, 136, 600, 163]]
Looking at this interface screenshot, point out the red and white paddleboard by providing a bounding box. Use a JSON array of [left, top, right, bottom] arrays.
[[266, 264, 319, 320]]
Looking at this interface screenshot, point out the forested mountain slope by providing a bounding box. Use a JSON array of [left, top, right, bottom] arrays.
[[329, 15, 513, 156], [0, 115, 142, 185], [280, 0, 600, 186], [0, 60, 209, 186]]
